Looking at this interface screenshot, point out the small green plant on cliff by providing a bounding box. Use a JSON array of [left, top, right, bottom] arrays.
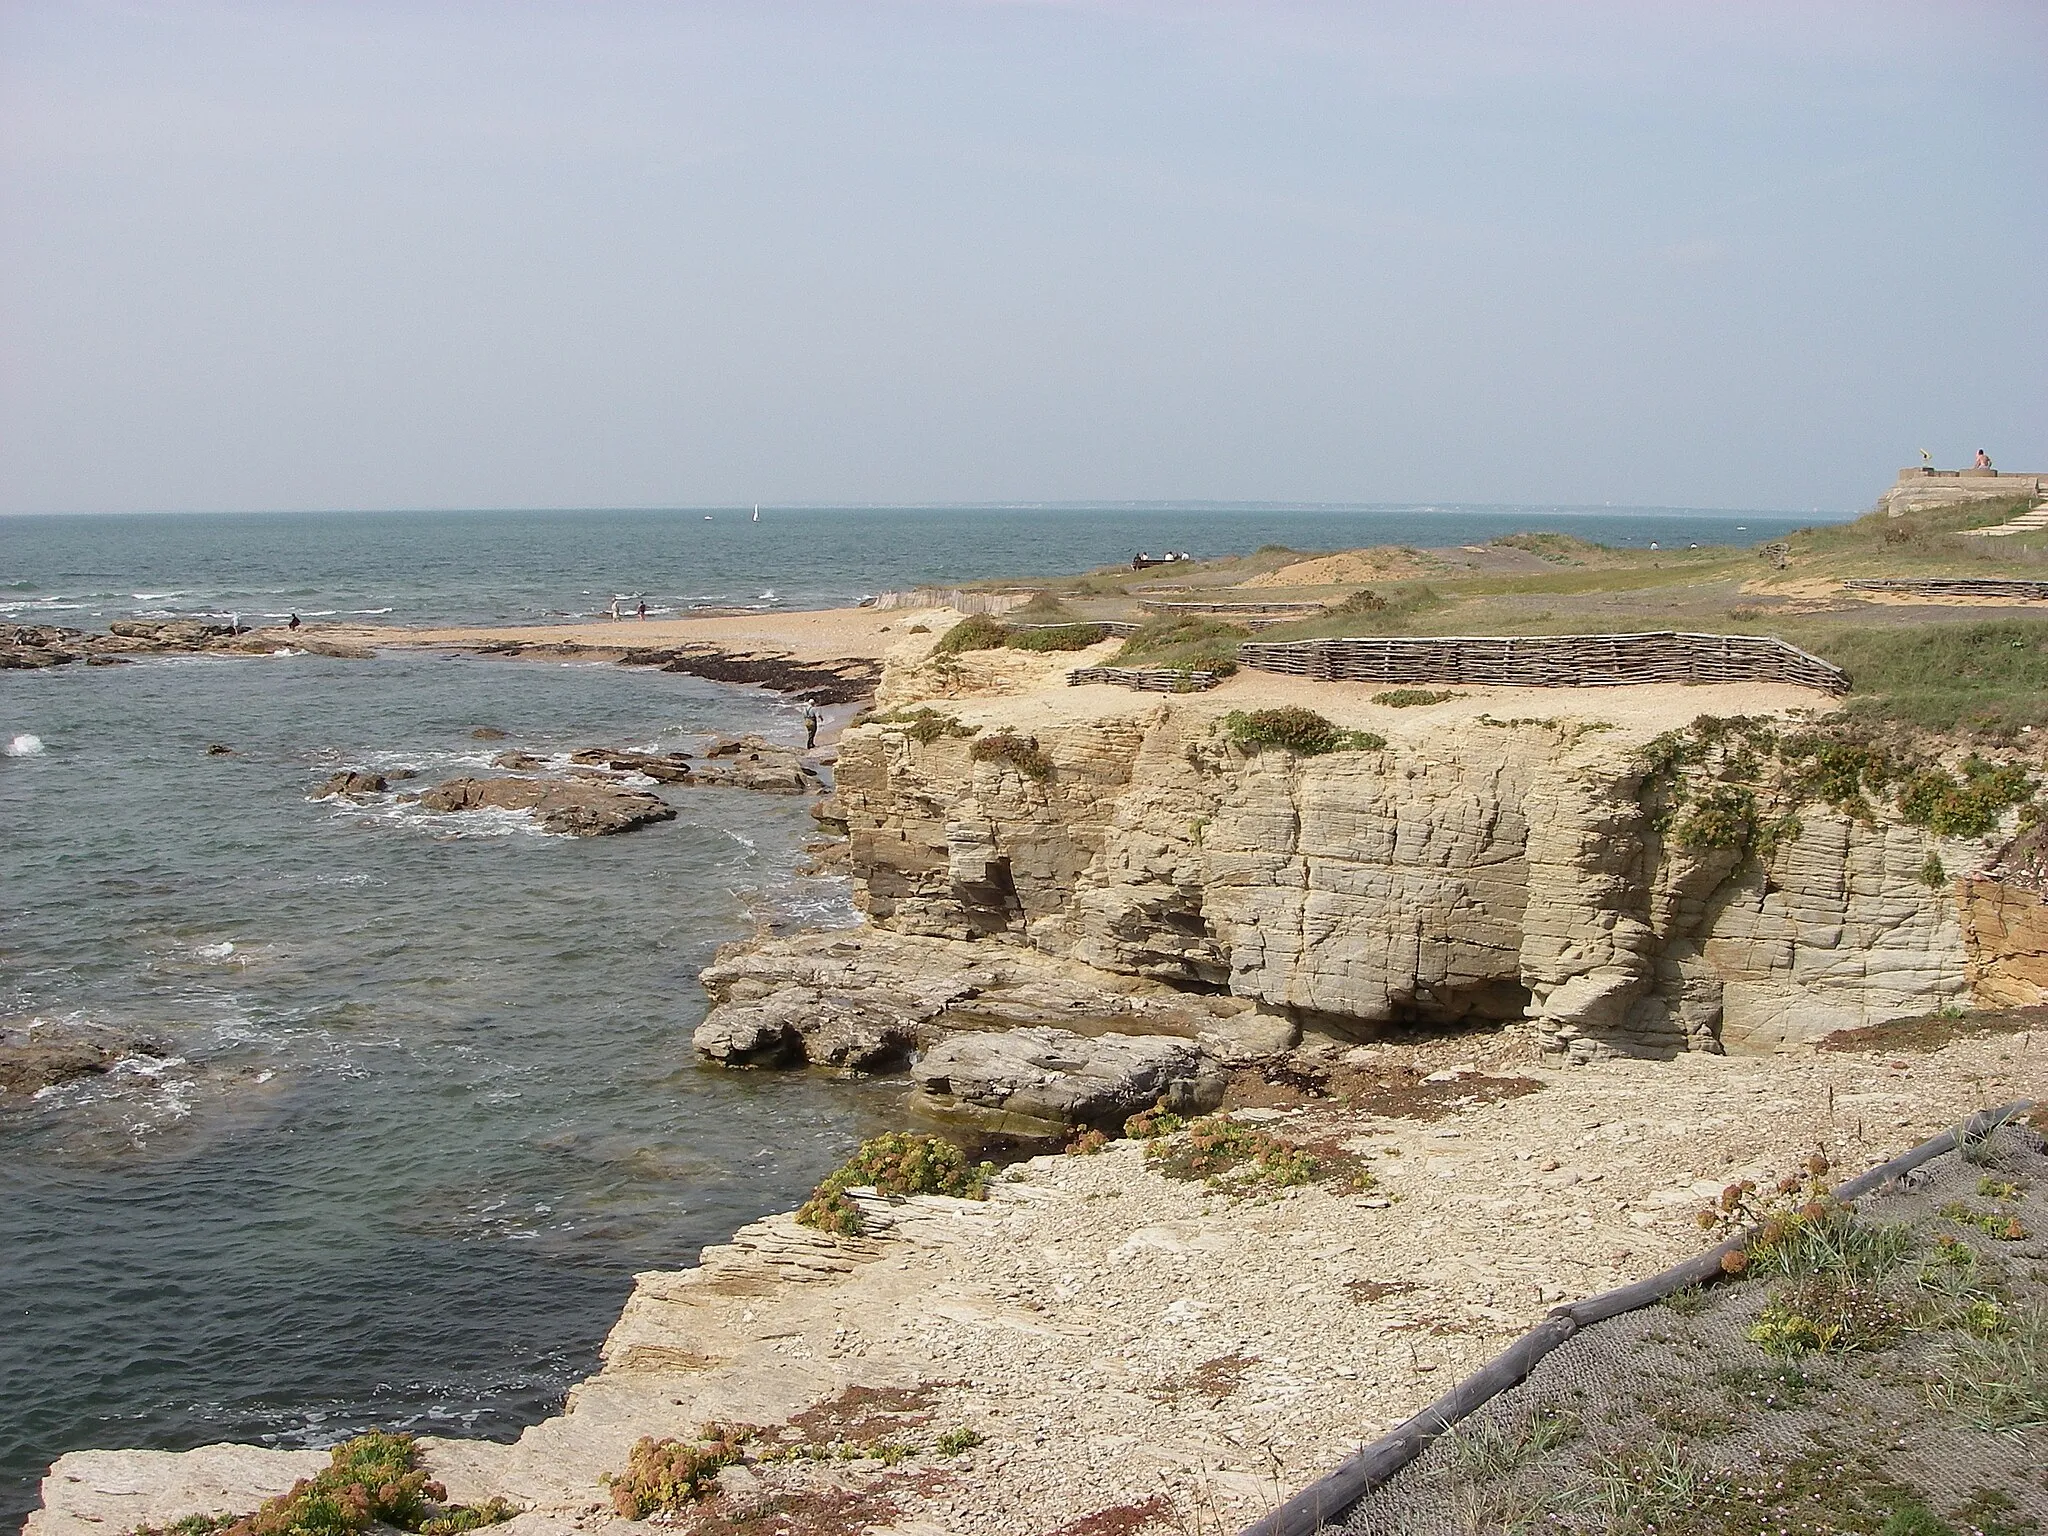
[[968, 729, 1054, 780], [1123, 1102, 1186, 1139], [1371, 688, 1462, 707], [931, 614, 1009, 655], [1674, 782, 1760, 852], [1143, 1112, 1373, 1196], [603, 1429, 748, 1517], [1222, 706, 1385, 757], [795, 1132, 995, 1236], [1921, 853, 1948, 889], [132, 1434, 518, 1536], [1896, 757, 2034, 837], [872, 705, 979, 744]]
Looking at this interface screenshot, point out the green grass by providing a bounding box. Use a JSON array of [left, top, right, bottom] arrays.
[[1775, 618, 2048, 734], [1109, 615, 1246, 674], [969, 729, 1054, 779]]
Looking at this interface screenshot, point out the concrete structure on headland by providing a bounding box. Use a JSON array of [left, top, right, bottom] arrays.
[[1881, 465, 2048, 516]]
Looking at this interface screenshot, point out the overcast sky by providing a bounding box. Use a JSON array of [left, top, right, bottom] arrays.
[[1, 1, 2042, 515]]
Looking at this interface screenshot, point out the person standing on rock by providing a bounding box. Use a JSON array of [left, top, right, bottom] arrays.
[[802, 704, 820, 750]]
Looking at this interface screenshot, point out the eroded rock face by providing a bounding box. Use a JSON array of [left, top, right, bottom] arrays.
[[814, 702, 2028, 1059], [910, 1027, 1225, 1136], [411, 776, 676, 836], [694, 927, 1284, 1073]]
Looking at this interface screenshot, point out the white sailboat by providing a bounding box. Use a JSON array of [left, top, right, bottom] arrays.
[[752, 504, 760, 523]]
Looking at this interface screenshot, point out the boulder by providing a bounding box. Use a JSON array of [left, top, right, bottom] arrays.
[[694, 927, 1265, 1073], [910, 1026, 1226, 1137], [107, 619, 235, 647], [312, 770, 387, 799], [412, 776, 676, 836], [492, 751, 544, 771], [570, 746, 697, 783]]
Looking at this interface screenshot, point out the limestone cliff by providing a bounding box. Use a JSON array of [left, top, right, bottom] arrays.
[[765, 675, 2047, 1062]]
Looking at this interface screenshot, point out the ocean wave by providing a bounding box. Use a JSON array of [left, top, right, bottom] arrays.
[[6, 732, 47, 756]]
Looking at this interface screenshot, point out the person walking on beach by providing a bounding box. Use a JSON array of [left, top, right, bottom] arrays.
[[609, 597, 621, 621], [636, 599, 648, 620], [803, 704, 819, 750]]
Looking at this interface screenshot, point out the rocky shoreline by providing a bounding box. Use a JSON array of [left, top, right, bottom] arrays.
[[23, 602, 2048, 1534]]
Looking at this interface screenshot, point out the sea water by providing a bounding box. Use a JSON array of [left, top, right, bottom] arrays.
[[0, 504, 1826, 1530]]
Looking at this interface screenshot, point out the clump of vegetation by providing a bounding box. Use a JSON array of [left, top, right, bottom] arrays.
[[1333, 588, 1386, 614], [1065, 1128, 1110, 1155], [1222, 706, 1386, 757], [1939, 1201, 2030, 1242], [934, 1427, 984, 1456], [930, 614, 1010, 654], [1004, 622, 1108, 652], [795, 1132, 995, 1236], [1928, 1304, 2048, 1431], [1010, 589, 1074, 620], [133, 1434, 519, 1536], [968, 729, 1054, 780], [871, 705, 979, 744], [1123, 1103, 1186, 1139], [1747, 1274, 1919, 1357], [1109, 615, 1246, 675], [1371, 688, 1462, 707], [1141, 1111, 1373, 1196], [604, 1429, 747, 1517], [1897, 756, 2035, 837], [1492, 531, 1597, 564]]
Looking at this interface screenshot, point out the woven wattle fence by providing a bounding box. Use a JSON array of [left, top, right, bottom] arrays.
[[1235, 631, 1849, 695], [1842, 577, 2048, 600], [1137, 600, 1329, 616], [1067, 666, 1222, 692]]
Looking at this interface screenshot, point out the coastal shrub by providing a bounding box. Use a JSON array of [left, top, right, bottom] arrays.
[[873, 706, 978, 745], [1747, 1275, 1917, 1357], [1147, 1114, 1321, 1190], [969, 730, 1054, 780], [1123, 1103, 1186, 1140], [935, 1427, 984, 1456], [1896, 757, 2033, 837], [1110, 616, 1245, 676], [1371, 688, 1462, 707], [1222, 707, 1385, 757], [1674, 783, 1759, 852], [604, 1430, 747, 1517], [795, 1132, 995, 1237], [1005, 623, 1107, 652], [1334, 588, 1386, 614], [133, 1434, 518, 1536], [931, 614, 1009, 655]]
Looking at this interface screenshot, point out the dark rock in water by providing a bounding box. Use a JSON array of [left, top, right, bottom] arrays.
[[655, 649, 882, 704], [205, 743, 235, 756], [414, 775, 676, 836], [470, 726, 510, 741], [313, 770, 388, 799], [910, 1027, 1226, 1137], [492, 750, 544, 771], [0, 1022, 170, 1100], [569, 746, 696, 784], [108, 618, 236, 647]]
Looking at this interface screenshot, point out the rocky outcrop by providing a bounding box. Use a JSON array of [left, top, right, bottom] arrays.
[[572, 737, 818, 793], [909, 1027, 1226, 1136], [2, 621, 370, 669], [410, 776, 677, 836], [694, 927, 1291, 1073], [311, 770, 387, 799], [1, 1022, 169, 1099], [796, 699, 2038, 1060]]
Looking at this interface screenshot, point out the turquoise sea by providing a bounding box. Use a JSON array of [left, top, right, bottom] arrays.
[[0, 503, 1830, 1530]]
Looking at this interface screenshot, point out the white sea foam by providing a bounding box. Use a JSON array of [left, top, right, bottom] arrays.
[[6, 733, 47, 756], [194, 941, 237, 961], [347, 607, 394, 616]]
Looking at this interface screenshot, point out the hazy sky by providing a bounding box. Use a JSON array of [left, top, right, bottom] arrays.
[[2, 1, 2042, 515]]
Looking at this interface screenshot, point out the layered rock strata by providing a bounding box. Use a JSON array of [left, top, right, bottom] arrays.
[[740, 691, 2048, 1062]]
